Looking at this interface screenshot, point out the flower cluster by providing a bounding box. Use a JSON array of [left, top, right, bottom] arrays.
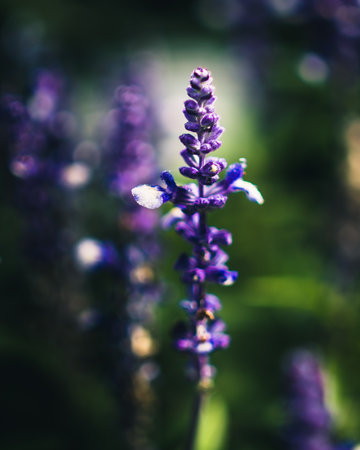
[[1, 70, 80, 265], [132, 67, 263, 386], [103, 85, 157, 199], [75, 82, 161, 449], [284, 350, 333, 450], [78, 83, 161, 311]]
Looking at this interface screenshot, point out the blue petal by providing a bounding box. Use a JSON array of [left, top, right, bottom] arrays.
[[221, 270, 238, 286], [160, 171, 177, 192], [205, 267, 238, 285], [179, 300, 197, 313], [212, 333, 230, 349], [131, 184, 170, 209], [195, 341, 214, 354], [225, 159, 247, 183], [231, 179, 264, 205]]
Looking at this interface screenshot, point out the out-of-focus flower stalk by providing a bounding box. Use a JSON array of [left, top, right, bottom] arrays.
[[283, 349, 360, 450], [75, 81, 161, 449], [1, 70, 84, 324], [284, 350, 333, 450]]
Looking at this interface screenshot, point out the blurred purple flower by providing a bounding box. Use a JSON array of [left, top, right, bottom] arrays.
[[2, 69, 78, 265], [72, 78, 162, 448], [284, 350, 333, 450], [103, 85, 158, 197]]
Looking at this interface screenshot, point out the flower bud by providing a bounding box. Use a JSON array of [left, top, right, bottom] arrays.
[[201, 161, 221, 176], [200, 113, 218, 129], [208, 195, 227, 208], [195, 197, 210, 209], [184, 99, 198, 112], [183, 268, 206, 284], [185, 121, 201, 132], [210, 228, 232, 246], [193, 67, 210, 81], [179, 133, 201, 151], [183, 109, 197, 122], [200, 86, 213, 101], [200, 143, 213, 154], [179, 166, 198, 179], [190, 78, 201, 90]]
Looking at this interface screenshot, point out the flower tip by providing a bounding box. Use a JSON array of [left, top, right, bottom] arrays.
[[222, 271, 238, 286], [239, 157, 247, 167], [253, 189, 264, 205], [232, 179, 264, 205], [131, 184, 168, 209], [160, 170, 177, 191]]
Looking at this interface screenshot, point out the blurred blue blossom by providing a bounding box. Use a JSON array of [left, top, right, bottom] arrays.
[[74, 80, 162, 449], [284, 350, 333, 450]]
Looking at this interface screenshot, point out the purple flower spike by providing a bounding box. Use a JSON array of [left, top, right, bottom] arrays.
[[284, 350, 333, 450], [28, 70, 64, 122], [2, 70, 76, 267], [132, 67, 263, 386]]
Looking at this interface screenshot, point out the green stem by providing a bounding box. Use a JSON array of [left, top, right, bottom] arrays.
[[185, 384, 207, 450]]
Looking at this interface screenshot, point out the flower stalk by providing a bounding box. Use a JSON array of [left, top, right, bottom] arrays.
[[75, 82, 162, 449], [284, 350, 333, 450], [132, 67, 263, 446]]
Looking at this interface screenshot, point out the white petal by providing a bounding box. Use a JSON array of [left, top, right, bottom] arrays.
[[232, 179, 264, 205], [222, 275, 235, 286], [131, 185, 166, 209], [196, 342, 213, 354]]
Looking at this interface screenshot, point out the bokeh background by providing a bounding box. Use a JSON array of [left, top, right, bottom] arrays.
[[1, 1, 360, 449]]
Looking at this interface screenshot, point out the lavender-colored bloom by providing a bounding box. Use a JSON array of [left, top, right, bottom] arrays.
[[74, 81, 162, 449], [132, 67, 263, 385], [107, 85, 162, 449], [283, 350, 333, 450], [103, 84, 158, 198], [100, 83, 162, 322], [76, 83, 162, 323], [2, 69, 77, 266], [27, 70, 64, 122]]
